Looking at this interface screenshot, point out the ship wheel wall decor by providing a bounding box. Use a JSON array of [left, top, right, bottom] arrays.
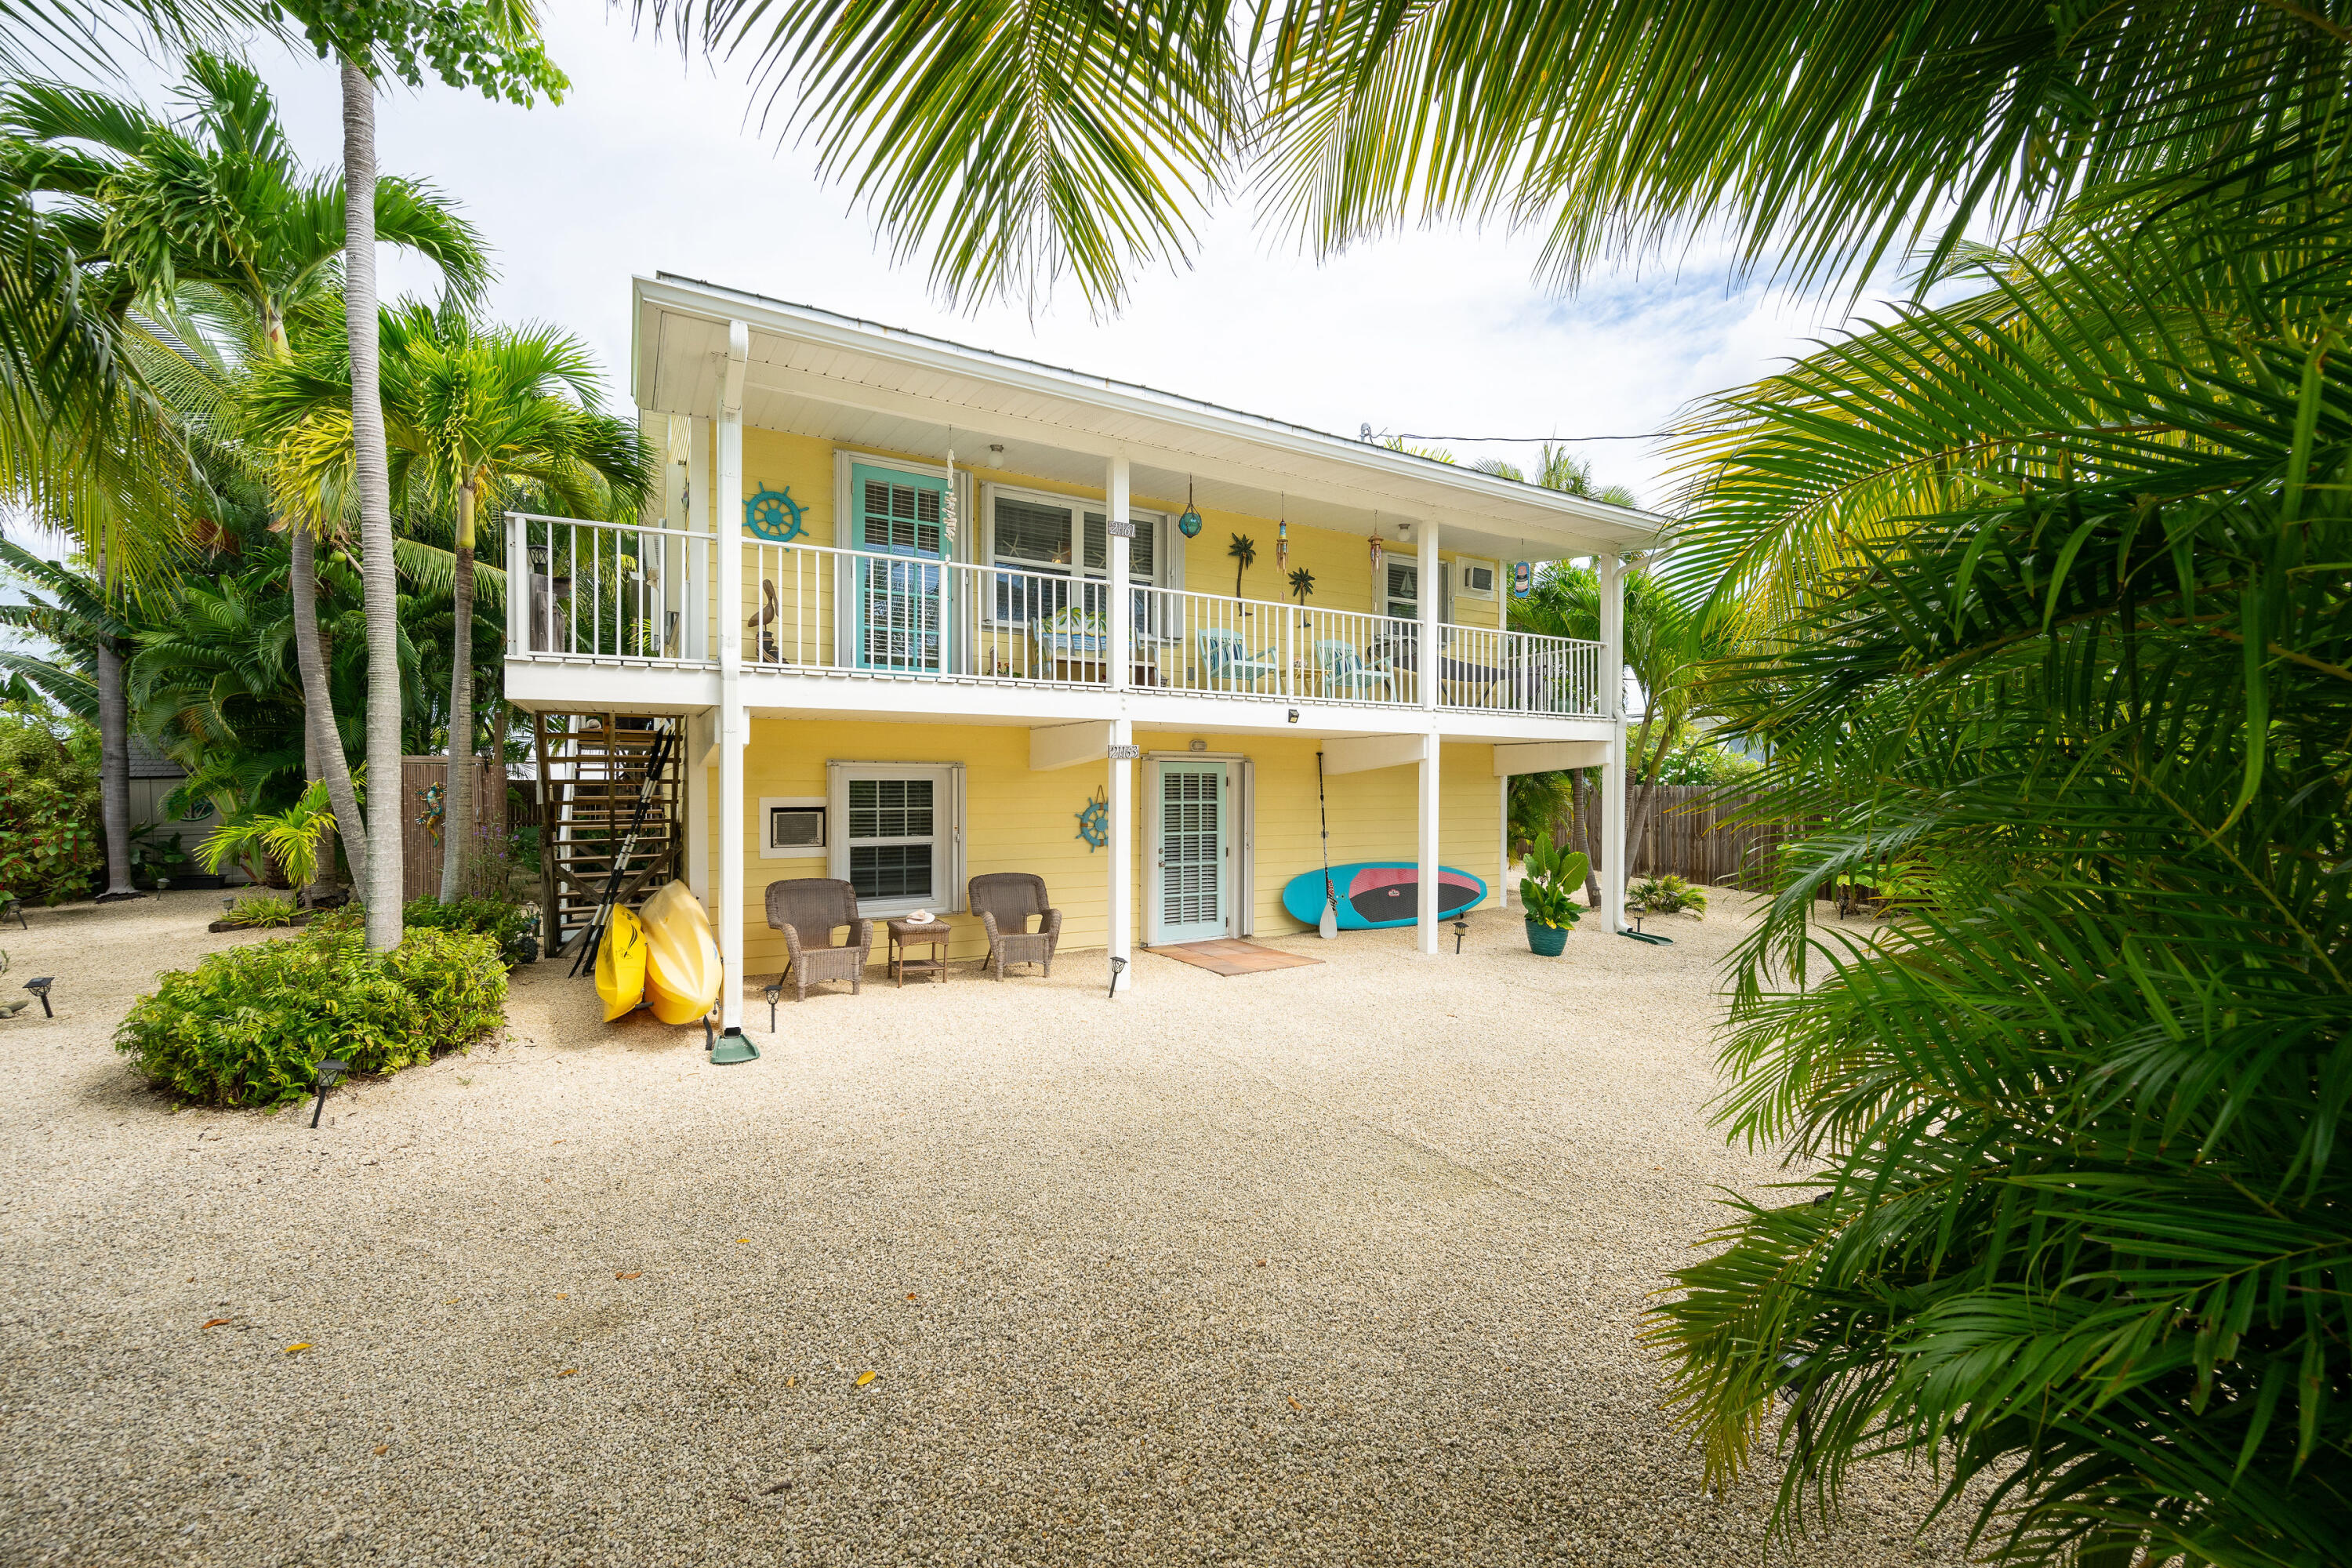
[[746, 484, 808, 542]]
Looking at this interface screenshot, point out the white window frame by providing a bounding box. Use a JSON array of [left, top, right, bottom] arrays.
[[823, 760, 966, 917], [1385, 557, 1418, 622], [979, 482, 1170, 624], [759, 795, 827, 861], [832, 448, 974, 559]]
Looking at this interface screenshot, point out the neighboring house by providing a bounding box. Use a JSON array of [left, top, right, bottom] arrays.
[[507, 274, 1663, 1029]]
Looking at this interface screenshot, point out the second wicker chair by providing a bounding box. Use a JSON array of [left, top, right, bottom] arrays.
[[969, 873, 1061, 981]]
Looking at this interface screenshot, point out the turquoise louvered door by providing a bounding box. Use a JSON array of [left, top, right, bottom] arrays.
[[849, 463, 951, 673], [1152, 761, 1228, 945]]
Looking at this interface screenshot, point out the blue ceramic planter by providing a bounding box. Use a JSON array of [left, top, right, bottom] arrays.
[[1526, 918, 1570, 957]]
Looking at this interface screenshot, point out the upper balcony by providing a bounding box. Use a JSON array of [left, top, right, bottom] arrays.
[[504, 514, 1607, 730]]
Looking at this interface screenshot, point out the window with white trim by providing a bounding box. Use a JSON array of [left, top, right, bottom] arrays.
[[824, 762, 964, 916], [1385, 559, 1417, 621], [986, 488, 1162, 625]]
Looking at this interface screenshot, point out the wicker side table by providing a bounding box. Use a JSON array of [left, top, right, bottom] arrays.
[[886, 918, 950, 986]]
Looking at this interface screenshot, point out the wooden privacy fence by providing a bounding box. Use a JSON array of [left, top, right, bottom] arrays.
[[397, 756, 509, 901], [1624, 786, 1791, 887]]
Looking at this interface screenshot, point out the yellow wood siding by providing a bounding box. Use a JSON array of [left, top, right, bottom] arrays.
[[709, 719, 1503, 978]]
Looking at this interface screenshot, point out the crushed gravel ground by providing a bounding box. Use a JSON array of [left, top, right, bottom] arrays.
[[0, 889, 1976, 1566]]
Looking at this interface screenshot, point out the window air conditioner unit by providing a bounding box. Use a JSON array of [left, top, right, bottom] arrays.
[[768, 806, 826, 850], [1457, 558, 1498, 600]]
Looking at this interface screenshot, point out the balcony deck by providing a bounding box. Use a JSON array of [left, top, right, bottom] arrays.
[[503, 514, 1608, 738]]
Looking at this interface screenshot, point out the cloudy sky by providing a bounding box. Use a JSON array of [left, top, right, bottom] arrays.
[[9, 0, 1888, 603], [147, 7, 1871, 505]]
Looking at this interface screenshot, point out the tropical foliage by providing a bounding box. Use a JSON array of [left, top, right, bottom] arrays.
[[0, 702, 100, 905], [115, 921, 506, 1107], [1515, 840, 1587, 930]]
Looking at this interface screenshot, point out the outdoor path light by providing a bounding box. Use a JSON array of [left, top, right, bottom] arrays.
[[1108, 955, 1127, 1000], [1454, 916, 1468, 954], [762, 982, 782, 1032], [309, 1058, 347, 1129], [23, 977, 53, 1018]]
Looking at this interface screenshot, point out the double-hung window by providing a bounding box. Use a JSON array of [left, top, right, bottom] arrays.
[[824, 761, 965, 916], [1385, 559, 1418, 622], [986, 489, 1160, 629]]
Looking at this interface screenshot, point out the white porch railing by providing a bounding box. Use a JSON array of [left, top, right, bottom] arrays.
[[1131, 586, 1424, 706], [505, 520, 1610, 718], [1433, 626, 1604, 717], [506, 513, 714, 664]]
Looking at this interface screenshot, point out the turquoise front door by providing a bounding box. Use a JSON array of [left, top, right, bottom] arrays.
[[848, 463, 951, 673], [1152, 761, 1229, 945]]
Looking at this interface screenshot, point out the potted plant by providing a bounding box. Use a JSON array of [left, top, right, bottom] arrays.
[[1519, 840, 1589, 956]]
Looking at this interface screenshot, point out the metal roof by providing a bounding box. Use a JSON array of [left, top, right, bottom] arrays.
[[632, 274, 1664, 564]]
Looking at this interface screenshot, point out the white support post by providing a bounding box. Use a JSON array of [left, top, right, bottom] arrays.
[[1599, 553, 1628, 935], [686, 710, 713, 908], [1417, 735, 1442, 954], [716, 324, 750, 1030], [1417, 521, 1440, 713], [1106, 453, 1131, 693], [1107, 716, 1135, 995], [504, 509, 527, 653], [1497, 775, 1510, 912], [662, 416, 689, 659], [688, 416, 712, 662]]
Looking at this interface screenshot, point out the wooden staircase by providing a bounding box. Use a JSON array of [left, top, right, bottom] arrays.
[[530, 713, 685, 953]]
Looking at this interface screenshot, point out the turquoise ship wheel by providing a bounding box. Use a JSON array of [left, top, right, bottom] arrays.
[[746, 484, 808, 543], [1075, 789, 1110, 851]]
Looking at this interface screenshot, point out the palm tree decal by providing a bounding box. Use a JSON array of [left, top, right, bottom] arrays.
[[1288, 567, 1316, 604], [1227, 532, 1255, 599]]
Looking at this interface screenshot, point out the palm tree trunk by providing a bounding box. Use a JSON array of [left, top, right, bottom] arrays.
[[1623, 713, 1684, 881], [1572, 769, 1601, 907], [438, 481, 477, 901], [342, 55, 404, 950], [93, 633, 140, 901], [289, 521, 366, 897]]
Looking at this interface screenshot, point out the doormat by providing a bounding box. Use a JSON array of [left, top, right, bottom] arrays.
[[1152, 939, 1323, 976]]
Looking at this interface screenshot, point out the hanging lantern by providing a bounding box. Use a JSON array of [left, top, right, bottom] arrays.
[[1276, 517, 1288, 573], [1178, 477, 1203, 539]]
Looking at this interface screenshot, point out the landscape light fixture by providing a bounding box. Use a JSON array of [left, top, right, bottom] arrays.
[[23, 977, 53, 1018], [1108, 955, 1127, 1000], [762, 982, 782, 1032], [709, 1026, 759, 1066], [1454, 916, 1468, 954], [309, 1057, 347, 1129]]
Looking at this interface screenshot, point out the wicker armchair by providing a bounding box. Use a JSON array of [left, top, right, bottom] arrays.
[[969, 873, 1062, 981], [764, 878, 874, 1001]]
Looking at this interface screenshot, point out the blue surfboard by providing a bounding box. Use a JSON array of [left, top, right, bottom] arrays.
[[1282, 862, 1488, 930]]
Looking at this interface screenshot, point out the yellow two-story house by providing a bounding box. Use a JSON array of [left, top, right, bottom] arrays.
[[508, 274, 1661, 1036]]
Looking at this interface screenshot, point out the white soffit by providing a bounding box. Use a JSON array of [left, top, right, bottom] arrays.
[[634, 274, 1665, 561]]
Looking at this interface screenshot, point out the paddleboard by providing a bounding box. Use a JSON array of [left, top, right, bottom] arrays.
[[594, 905, 648, 1021], [640, 880, 723, 1025], [1281, 862, 1487, 930]]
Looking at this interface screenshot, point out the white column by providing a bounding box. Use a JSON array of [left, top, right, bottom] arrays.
[[1417, 520, 1440, 712], [1417, 735, 1441, 955], [1599, 553, 1627, 934], [716, 324, 750, 1029], [1497, 774, 1510, 912], [1107, 716, 1135, 995], [687, 415, 712, 662], [503, 507, 527, 652], [686, 713, 712, 908], [1106, 453, 1131, 692], [662, 416, 689, 658]]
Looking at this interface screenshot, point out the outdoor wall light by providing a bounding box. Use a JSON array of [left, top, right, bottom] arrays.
[[1287, 709, 1299, 724], [22, 977, 52, 1018], [309, 1057, 347, 1129], [763, 982, 782, 1031]]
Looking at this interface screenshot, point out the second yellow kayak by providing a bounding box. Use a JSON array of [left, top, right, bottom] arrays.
[[594, 905, 648, 1022], [640, 880, 723, 1026]]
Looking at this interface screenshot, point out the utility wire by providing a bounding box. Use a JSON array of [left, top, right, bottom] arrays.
[[1378, 430, 1666, 443]]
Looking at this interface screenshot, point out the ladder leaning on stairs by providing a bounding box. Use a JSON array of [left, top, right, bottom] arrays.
[[530, 713, 684, 955]]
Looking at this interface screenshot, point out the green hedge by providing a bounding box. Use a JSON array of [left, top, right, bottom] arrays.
[[116, 926, 506, 1108], [400, 896, 539, 966]]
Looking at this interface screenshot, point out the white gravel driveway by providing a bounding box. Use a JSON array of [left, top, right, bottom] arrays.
[[0, 890, 1974, 1566]]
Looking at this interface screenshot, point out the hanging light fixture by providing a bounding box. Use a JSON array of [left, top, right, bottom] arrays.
[[1178, 477, 1203, 539]]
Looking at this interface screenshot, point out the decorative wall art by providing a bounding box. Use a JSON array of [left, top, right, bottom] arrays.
[[745, 484, 808, 543], [1075, 788, 1110, 851]]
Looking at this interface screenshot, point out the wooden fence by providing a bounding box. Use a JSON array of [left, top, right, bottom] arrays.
[[397, 757, 509, 901], [1623, 786, 1791, 887]]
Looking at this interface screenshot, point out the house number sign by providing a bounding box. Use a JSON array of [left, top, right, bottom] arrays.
[[1105, 517, 1135, 537], [1108, 744, 1142, 760]]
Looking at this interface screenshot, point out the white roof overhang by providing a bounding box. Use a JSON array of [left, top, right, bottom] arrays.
[[633, 273, 1664, 563]]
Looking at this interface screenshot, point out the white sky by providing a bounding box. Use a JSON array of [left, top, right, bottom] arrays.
[[9, 2, 1882, 601]]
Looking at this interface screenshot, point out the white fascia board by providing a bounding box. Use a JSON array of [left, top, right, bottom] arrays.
[[633, 275, 1663, 555], [1029, 720, 1113, 771], [1319, 732, 1434, 775], [503, 659, 720, 713], [1493, 739, 1609, 775]]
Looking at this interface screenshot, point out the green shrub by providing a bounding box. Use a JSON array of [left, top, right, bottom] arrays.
[[1519, 840, 1590, 929], [218, 893, 301, 927], [402, 895, 539, 966], [115, 925, 506, 1108], [0, 705, 100, 905], [1628, 874, 1708, 916]]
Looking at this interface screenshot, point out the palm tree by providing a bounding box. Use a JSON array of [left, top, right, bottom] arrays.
[[253, 302, 651, 898], [2, 55, 489, 905], [279, 0, 567, 949]]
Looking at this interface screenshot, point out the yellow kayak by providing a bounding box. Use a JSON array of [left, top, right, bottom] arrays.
[[640, 880, 723, 1026], [594, 905, 648, 1022]]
